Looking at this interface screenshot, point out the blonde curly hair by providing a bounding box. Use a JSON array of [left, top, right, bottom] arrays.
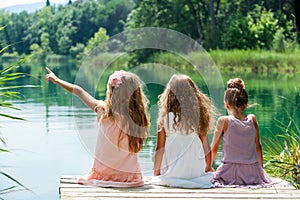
[[102, 70, 150, 153], [157, 74, 213, 136]]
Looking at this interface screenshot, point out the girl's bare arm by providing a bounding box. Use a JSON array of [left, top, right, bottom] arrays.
[[153, 127, 166, 176], [252, 115, 264, 167], [211, 117, 227, 168], [45, 67, 100, 111], [199, 134, 212, 172]]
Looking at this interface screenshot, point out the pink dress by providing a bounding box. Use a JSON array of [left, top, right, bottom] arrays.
[[213, 115, 271, 186], [78, 114, 144, 187]]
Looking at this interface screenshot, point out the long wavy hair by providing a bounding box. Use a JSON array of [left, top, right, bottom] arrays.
[[157, 74, 213, 136], [102, 71, 150, 153]]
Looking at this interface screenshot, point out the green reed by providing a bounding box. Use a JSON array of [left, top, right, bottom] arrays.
[[0, 26, 36, 198], [264, 110, 300, 189]]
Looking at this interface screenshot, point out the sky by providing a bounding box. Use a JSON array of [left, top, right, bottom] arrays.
[[0, 0, 68, 8]]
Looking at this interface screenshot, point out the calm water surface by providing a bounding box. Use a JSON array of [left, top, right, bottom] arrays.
[[0, 63, 299, 200]]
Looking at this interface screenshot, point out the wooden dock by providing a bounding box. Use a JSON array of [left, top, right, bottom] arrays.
[[60, 176, 300, 200]]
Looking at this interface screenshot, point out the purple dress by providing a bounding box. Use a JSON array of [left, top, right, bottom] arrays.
[[213, 115, 271, 186]]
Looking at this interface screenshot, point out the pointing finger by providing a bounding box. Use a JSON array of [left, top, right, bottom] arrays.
[[45, 67, 52, 73]]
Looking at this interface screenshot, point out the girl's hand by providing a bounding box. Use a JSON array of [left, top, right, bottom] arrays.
[[45, 67, 99, 111], [205, 166, 215, 172], [45, 67, 59, 84]]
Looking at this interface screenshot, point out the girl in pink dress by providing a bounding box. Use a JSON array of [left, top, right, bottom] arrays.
[[211, 78, 271, 186], [45, 68, 150, 187]]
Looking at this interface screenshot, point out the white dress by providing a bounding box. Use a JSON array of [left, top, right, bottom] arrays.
[[150, 113, 213, 188]]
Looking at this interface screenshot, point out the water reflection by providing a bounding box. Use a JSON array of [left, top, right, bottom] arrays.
[[9, 60, 300, 162]]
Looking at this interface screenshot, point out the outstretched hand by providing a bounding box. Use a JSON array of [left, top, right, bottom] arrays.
[[45, 67, 99, 111], [45, 67, 59, 84]]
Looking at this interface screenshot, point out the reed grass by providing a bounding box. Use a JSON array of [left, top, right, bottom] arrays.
[[264, 110, 300, 189], [152, 49, 300, 74], [0, 27, 35, 197], [209, 49, 300, 74]]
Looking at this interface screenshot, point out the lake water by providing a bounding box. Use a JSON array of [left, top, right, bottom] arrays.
[[0, 61, 299, 200]]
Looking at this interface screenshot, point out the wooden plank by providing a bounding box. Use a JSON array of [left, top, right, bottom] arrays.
[[60, 197, 300, 200], [60, 183, 299, 194], [59, 176, 300, 200], [60, 191, 300, 198], [60, 186, 296, 195]]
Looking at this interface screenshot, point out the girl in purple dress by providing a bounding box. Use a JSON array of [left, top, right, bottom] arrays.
[[211, 78, 271, 186]]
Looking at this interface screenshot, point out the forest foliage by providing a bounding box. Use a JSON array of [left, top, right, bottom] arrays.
[[0, 0, 298, 59]]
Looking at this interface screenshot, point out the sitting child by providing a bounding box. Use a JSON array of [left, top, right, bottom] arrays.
[[211, 78, 271, 186], [46, 68, 150, 187], [151, 74, 214, 188]]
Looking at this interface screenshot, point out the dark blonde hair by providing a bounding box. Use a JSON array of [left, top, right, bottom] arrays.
[[104, 71, 150, 153], [157, 74, 213, 136], [225, 78, 248, 110]]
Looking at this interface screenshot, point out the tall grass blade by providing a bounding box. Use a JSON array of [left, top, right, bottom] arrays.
[[264, 117, 300, 189], [0, 114, 26, 121], [0, 172, 36, 195], [0, 186, 17, 195]]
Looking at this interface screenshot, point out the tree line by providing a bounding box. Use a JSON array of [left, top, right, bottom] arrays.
[[0, 0, 132, 57], [0, 0, 299, 59]]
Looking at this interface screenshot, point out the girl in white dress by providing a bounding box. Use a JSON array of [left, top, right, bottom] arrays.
[[151, 74, 214, 188]]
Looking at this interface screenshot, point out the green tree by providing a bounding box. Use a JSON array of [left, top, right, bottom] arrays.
[[294, 0, 300, 42], [222, 14, 255, 49], [0, 11, 13, 53], [69, 43, 84, 59], [25, 7, 56, 55], [10, 11, 32, 54], [57, 35, 72, 55], [128, 0, 207, 44], [222, 6, 279, 49], [84, 27, 109, 54], [101, 0, 133, 36], [55, 0, 103, 54], [126, 0, 212, 63], [0, 0, 297, 55], [248, 6, 279, 49], [0, 11, 32, 54], [29, 43, 43, 58], [40, 32, 51, 53]]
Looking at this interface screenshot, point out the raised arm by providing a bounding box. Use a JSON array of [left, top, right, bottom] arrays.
[[153, 126, 166, 176], [252, 115, 264, 168], [211, 117, 227, 168], [45, 67, 100, 111]]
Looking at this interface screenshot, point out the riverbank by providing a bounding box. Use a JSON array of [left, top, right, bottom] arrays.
[[1, 49, 300, 74]]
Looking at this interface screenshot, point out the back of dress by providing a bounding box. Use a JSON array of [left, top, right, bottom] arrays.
[[213, 114, 271, 186], [222, 115, 258, 164], [79, 114, 144, 187], [160, 112, 206, 179]]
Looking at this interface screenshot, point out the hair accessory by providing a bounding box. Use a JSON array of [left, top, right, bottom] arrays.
[[109, 70, 126, 88], [241, 81, 245, 89]]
